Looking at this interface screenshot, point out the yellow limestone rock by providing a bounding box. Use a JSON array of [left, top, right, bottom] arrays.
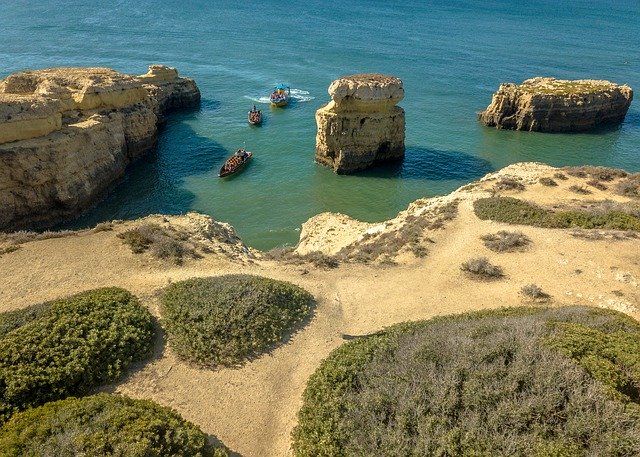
[[315, 74, 405, 174], [0, 65, 200, 231], [479, 77, 633, 132]]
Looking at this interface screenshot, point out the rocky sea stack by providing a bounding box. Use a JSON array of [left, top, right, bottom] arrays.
[[0, 65, 200, 231], [315, 74, 405, 174], [479, 77, 633, 133]]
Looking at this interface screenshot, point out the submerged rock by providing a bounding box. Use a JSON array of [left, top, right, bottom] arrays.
[[0, 65, 200, 231], [479, 77, 633, 133], [315, 74, 405, 174]]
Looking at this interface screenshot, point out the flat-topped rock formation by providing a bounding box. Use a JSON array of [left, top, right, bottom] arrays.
[[315, 74, 405, 174], [479, 77, 633, 132], [0, 65, 200, 231]]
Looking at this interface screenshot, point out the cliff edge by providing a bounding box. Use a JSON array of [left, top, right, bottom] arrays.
[[315, 74, 405, 174], [479, 77, 633, 132], [0, 65, 200, 231]]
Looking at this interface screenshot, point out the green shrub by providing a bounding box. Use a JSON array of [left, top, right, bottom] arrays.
[[474, 197, 640, 231], [481, 230, 531, 252], [118, 223, 198, 264], [569, 184, 592, 194], [461, 256, 504, 279], [0, 288, 154, 423], [161, 275, 313, 367], [0, 393, 227, 457], [292, 306, 640, 456]]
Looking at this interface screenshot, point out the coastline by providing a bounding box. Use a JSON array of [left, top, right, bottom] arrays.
[[2, 161, 638, 456]]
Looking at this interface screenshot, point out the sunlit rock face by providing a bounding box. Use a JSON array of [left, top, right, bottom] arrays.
[[0, 65, 200, 230], [479, 77, 633, 133], [315, 74, 405, 174]]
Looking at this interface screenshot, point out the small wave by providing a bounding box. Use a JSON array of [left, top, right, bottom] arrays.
[[289, 88, 315, 102], [243, 95, 272, 104]]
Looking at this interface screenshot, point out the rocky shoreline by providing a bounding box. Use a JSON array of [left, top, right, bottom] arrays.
[[0, 65, 200, 231]]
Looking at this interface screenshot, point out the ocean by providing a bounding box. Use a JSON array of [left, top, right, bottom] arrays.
[[1, 0, 639, 249]]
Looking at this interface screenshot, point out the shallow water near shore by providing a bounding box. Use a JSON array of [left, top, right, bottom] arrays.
[[2, 0, 639, 249]]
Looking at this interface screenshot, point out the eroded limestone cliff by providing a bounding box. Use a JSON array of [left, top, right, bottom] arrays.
[[315, 74, 405, 174], [0, 65, 200, 231], [479, 77, 633, 132]]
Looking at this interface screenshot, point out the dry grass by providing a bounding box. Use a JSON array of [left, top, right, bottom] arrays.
[[461, 257, 504, 280], [336, 201, 458, 264], [493, 177, 525, 192], [481, 230, 531, 253], [587, 179, 608, 191], [117, 223, 199, 265], [616, 173, 640, 198], [520, 283, 551, 302], [564, 166, 628, 182], [0, 229, 77, 245], [539, 177, 558, 187], [569, 185, 592, 195]]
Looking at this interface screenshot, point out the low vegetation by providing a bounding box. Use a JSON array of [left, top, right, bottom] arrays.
[[474, 196, 640, 231], [292, 306, 640, 456], [564, 165, 628, 182], [0, 245, 21, 257], [461, 256, 504, 279], [265, 202, 458, 266], [118, 223, 200, 264], [337, 201, 458, 264], [481, 230, 531, 252], [0, 288, 154, 423], [0, 393, 227, 456], [493, 176, 525, 192], [569, 184, 592, 194], [161, 275, 313, 368], [538, 177, 557, 187], [263, 248, 339, 269], [616, 173, 640, 198], [520, 283, 551, 301]]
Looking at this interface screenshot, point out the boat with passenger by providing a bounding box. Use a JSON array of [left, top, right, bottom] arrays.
[[248, 105, 262, 125], [218, 149, 253, 177], [270, 84, 290, 107]]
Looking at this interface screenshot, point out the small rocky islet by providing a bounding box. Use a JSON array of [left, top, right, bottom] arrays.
[[479, 76, 633, 132]]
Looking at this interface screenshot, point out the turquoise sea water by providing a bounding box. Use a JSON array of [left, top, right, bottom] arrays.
[[2, 0, 639, 249]]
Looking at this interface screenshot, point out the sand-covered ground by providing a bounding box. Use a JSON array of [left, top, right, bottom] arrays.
[[1, 163, 638, 456]]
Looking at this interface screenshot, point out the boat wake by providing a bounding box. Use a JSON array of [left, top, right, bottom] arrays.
[[289, 89, 315, 102], [244, 88, 315, 104]]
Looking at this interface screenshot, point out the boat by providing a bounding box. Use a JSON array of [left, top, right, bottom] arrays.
[[248, 105, 262, 125], [218, 149, 253, 177], [270, 84, 290, 107]]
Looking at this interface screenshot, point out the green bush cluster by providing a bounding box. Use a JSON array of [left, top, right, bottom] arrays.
[[0, 393, 227, 457], [117, 223, 199, 264], [161, 274, 313, 367], [474, 196, 640, 231], [292, 306, 640, 456], [0, 288, 154, 423]]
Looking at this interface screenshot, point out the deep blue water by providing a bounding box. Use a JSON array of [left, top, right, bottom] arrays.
[[2, 0, 639, 249]]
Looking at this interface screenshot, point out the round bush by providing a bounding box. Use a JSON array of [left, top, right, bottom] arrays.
[[0, 288, 154, 423], [162, 274, 313, 367], [0, 393, 228, 456], [292, 306, 640, 456]]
